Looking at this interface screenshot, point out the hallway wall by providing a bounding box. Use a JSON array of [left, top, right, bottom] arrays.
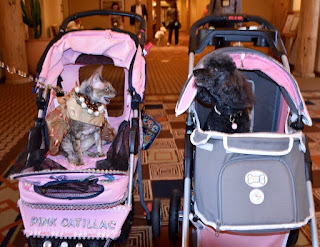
[[188, 0, 272, 28], [68, 0, 146, 34], [66, 0, 273, 35]]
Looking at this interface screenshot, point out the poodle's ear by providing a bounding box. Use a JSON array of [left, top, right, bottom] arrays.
[[193, 68, 214, 87], [220, 71, 254, 109]]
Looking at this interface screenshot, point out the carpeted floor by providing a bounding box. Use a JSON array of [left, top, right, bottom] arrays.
[[1, 31, 320, 247]]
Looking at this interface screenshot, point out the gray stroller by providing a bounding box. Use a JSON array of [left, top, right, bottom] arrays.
[[171, 15, 319, 247]]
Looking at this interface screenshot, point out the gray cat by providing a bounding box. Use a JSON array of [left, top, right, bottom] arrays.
[[60, 66, 117, 166]]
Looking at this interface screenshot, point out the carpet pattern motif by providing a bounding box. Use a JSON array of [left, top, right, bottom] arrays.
[[1, 91, 320, 246], [1, 35, 320, 245]]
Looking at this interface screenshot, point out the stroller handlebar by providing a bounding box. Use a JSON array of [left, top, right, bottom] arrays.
[[189, 15, 287, 57], [60, 10, 146, 45], [190, 15, 277, 34]]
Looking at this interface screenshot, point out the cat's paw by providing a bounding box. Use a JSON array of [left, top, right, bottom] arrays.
[[73, 162, 84, 166], [85, 152, 105, 158], [68, 158, 84, 166]]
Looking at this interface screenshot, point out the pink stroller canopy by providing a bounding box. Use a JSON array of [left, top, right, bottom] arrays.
[[37, 29, 146, 99], [176, 48, 312, 127]]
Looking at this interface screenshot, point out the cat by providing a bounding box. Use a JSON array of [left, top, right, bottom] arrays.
[[60, 66, 117, 166]]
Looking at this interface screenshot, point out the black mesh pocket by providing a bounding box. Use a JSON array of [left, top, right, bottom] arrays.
[[34, 178, 104, 200]]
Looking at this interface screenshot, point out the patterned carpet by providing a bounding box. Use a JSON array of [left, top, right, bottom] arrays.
[[1, 33, 320, 246], [1, 90, 320, 247]]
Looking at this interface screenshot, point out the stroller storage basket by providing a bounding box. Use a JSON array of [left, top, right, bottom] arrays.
[[14, 172, 128, 205], [12, 170, 130, 239], [192, 129, 311, 233]]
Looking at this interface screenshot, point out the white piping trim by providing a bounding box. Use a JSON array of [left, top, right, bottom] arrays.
[[191, 127, 305, 152], [222, 135, 294, 156], [194, 202, 312, 232]]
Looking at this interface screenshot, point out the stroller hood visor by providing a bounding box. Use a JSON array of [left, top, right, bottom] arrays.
[[37, 30, 146, 99], [176, 48, 312, 127]]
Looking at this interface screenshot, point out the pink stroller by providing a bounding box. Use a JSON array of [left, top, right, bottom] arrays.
[[11, 10, 161, 247], [171, 15, 319, 247]]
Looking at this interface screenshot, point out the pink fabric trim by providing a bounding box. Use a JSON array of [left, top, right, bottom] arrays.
[[229, 53, 310, 122], [19, 201, 131, 240], [38, 30, 145, 98], [175, 76, 197, 116], [277, 95, 288, 133], [198, 227, 288, 247], [175, 51, 311, 125], [132, 46, 146, 98]]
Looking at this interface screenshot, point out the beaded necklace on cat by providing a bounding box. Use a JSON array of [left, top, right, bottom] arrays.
[[74, 87, 105, 117]]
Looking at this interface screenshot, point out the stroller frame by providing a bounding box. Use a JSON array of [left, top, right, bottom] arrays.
[[173, 15, 319, 247], [11, 10, 161, 247]]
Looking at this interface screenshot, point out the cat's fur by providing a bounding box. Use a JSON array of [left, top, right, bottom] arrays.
[[60, 66, 117, 166]]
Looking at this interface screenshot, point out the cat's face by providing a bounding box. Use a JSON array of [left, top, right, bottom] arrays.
[[80, 66, 117, 105]]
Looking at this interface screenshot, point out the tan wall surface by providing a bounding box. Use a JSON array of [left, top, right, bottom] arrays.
[[43, 0, 64, 37], [242, 0, 272, 22], [66, 0, 273, 34], [68, 0, 148, 33], [188, 0, 273, 31]]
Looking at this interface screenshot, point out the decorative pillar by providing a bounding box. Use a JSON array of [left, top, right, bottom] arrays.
[[186, 0, 190, 31], [156, 0, 161, 32], [271, 0, 289, 31], [146, 0, 153, 41], [315, 4, 320, 74], [294, 0, 320, 78], [0, 0, 29, 83]]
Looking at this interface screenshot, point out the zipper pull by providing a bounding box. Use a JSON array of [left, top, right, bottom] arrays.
[[215, 220, 221, 237]]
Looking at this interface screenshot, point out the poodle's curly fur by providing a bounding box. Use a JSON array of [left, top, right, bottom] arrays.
[[194, 53, 254, 133]]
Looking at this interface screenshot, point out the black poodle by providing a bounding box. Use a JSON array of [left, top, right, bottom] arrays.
[[194, 53, 254, 133]]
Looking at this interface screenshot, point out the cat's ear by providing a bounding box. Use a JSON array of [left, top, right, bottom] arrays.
[[95, 65, 104, 75], [91, 65, 104, 87]]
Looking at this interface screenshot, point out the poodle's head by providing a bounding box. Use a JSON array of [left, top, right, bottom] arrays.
[[193, 53, 254, 109]]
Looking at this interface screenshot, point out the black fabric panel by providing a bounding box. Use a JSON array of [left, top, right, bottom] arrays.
[[75, 54, 114, 65], [195, 100, 211, 130], [241, 70, 280, 132]]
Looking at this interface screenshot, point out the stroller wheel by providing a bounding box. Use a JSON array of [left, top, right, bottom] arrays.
[[151, 198, 161, 238], [27, 237, 109, 247], [168, 189, 181, 242], [286, 229, 299, 247]]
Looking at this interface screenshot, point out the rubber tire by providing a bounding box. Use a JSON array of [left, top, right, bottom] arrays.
[[151, 198, 161, 238], [286, 229, 299, 247], [168, 189, 181, 242], [28, 237, 108, 247]]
